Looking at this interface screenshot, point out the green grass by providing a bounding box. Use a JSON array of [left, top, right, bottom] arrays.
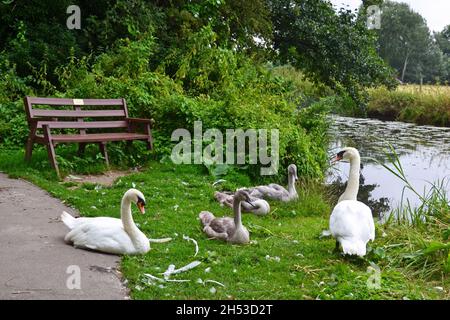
[[0, 147, 448, 299]]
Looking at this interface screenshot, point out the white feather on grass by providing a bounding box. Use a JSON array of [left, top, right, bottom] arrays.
[[183, 234, 199, 256], [204, 279, 225, 287], [148, 237, 172, 243], [161, 261, 201, 279], [143, 273, 191, 283]]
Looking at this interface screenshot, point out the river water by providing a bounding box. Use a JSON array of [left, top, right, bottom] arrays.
[[327, 115, 450, 218]]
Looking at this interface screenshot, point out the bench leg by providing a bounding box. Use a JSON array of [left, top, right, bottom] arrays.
[[25, 137, 34, 162], [145, 123, 153, 150], [46, 141, 60, 178], [99, 142, 110, 167], [146, 139, 152, 150], [25, 126, 37, 162], [42, 125, 60, 178], [77, 143, 86, 156]]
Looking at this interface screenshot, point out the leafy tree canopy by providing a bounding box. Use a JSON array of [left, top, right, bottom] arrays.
[[376, 1, 448, 83], [0, 0, 397, 106], [271, 0, 396, 105]]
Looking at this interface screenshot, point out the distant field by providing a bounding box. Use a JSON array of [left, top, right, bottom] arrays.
[[367, 85, 450, 127], [397, 84, 450, 95]]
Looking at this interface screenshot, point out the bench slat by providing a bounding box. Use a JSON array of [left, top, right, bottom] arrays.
[[32, 110, 126, 118], [37, 121, 128, 129], [28, 97, 124, 106], [36, 132, 149, 143]]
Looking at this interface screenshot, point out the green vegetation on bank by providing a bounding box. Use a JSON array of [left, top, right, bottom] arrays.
[[332, 85, 450, 127], [367, 85, 450, 127], [0, 147, 448, 299]]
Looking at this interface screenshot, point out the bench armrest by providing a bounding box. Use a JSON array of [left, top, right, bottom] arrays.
[[126, 118, 155, 125]]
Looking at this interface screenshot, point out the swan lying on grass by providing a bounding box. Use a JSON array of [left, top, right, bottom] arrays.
[[199, 190, 253, 244], [245, 164, 299, 202], [214, 191, 270, 215], [61, 188, 170, 255]]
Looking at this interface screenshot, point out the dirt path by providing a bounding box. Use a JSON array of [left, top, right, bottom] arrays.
[[0, 173, 128, 300]]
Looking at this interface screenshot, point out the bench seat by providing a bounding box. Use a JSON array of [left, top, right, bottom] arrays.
[[35, 132, 150, 143]]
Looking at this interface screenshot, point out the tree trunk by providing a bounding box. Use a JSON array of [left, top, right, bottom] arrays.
[[401, 51, 410, 82], [419, 72, 423, 91]]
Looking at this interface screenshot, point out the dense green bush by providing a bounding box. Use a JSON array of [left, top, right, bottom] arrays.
[[0, 57, 35, 146], [0, 27, 329, 180], [60, 29, 328, 179]]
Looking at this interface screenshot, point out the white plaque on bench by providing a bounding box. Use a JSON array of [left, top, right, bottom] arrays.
[[73, 99, 84, 105]]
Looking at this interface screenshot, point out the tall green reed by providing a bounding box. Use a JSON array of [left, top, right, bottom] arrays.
[[371, 145, 449, 279]]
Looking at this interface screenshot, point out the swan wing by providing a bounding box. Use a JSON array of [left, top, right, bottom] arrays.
[[249, 185, 289, 201], [246, 187, 265, 199], [208, 217, 235, 235], [267, 183, 287, 192], [243, 199, 270, 215], [66, 216, 123, 230], [64, 218, 137, 255], [249, 186, 278, 200], [330, 200, 375, 244]]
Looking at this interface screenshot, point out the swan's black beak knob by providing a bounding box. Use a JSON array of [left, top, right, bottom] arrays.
[[330, 150, 345, 165]]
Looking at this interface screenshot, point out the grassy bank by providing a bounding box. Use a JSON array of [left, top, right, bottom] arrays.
[[367, 85, 450, 127], [0, 146, 448, 299]]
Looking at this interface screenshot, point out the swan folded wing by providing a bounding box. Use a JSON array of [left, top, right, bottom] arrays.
[[247, 187, 265, 199], [214, 192, 234, 207], [203, 226, 229, 241], [208, 217, 234, 234], [215, 192, 266, 213], [249, 185, 288, 201], [66, 216, 123, 230], [267, 183, 287, 193], [199, 211, 215, 226], [64, 220, 135, 255], [330, 201, 374, 244]]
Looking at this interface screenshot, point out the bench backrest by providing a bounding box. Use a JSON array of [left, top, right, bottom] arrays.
[[24, 96, 130, 131]]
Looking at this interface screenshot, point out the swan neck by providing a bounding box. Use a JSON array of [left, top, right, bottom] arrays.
[[340, 155, 360, 202], [233, 199, 243, 227], [287, 174, 297, 196], [121, 197, 140, 237]]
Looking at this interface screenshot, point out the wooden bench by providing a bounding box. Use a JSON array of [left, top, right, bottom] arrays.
[[24, 96, 154, 177]]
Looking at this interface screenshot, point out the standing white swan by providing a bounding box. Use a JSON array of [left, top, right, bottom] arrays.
[[61, 188, 151, 255], [247, 164, 299, 202], [214, 191, 270, 216], [199, 190, 253, 244], [329, 147, 375, 257]]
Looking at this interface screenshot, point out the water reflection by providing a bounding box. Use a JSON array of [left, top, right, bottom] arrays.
[[327, 115, 450, 217], [329, 173, 390, 218]]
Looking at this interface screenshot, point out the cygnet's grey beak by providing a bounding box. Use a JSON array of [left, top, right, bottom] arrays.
[[245, 200, 257, 208]]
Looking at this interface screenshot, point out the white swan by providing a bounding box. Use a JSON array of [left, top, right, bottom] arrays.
[[61, 188, 151, 255], [199, 190, 252, 244], [329, 147, 375, 257], [246, 164, 299, 202], [214, 191, 270, 216]]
